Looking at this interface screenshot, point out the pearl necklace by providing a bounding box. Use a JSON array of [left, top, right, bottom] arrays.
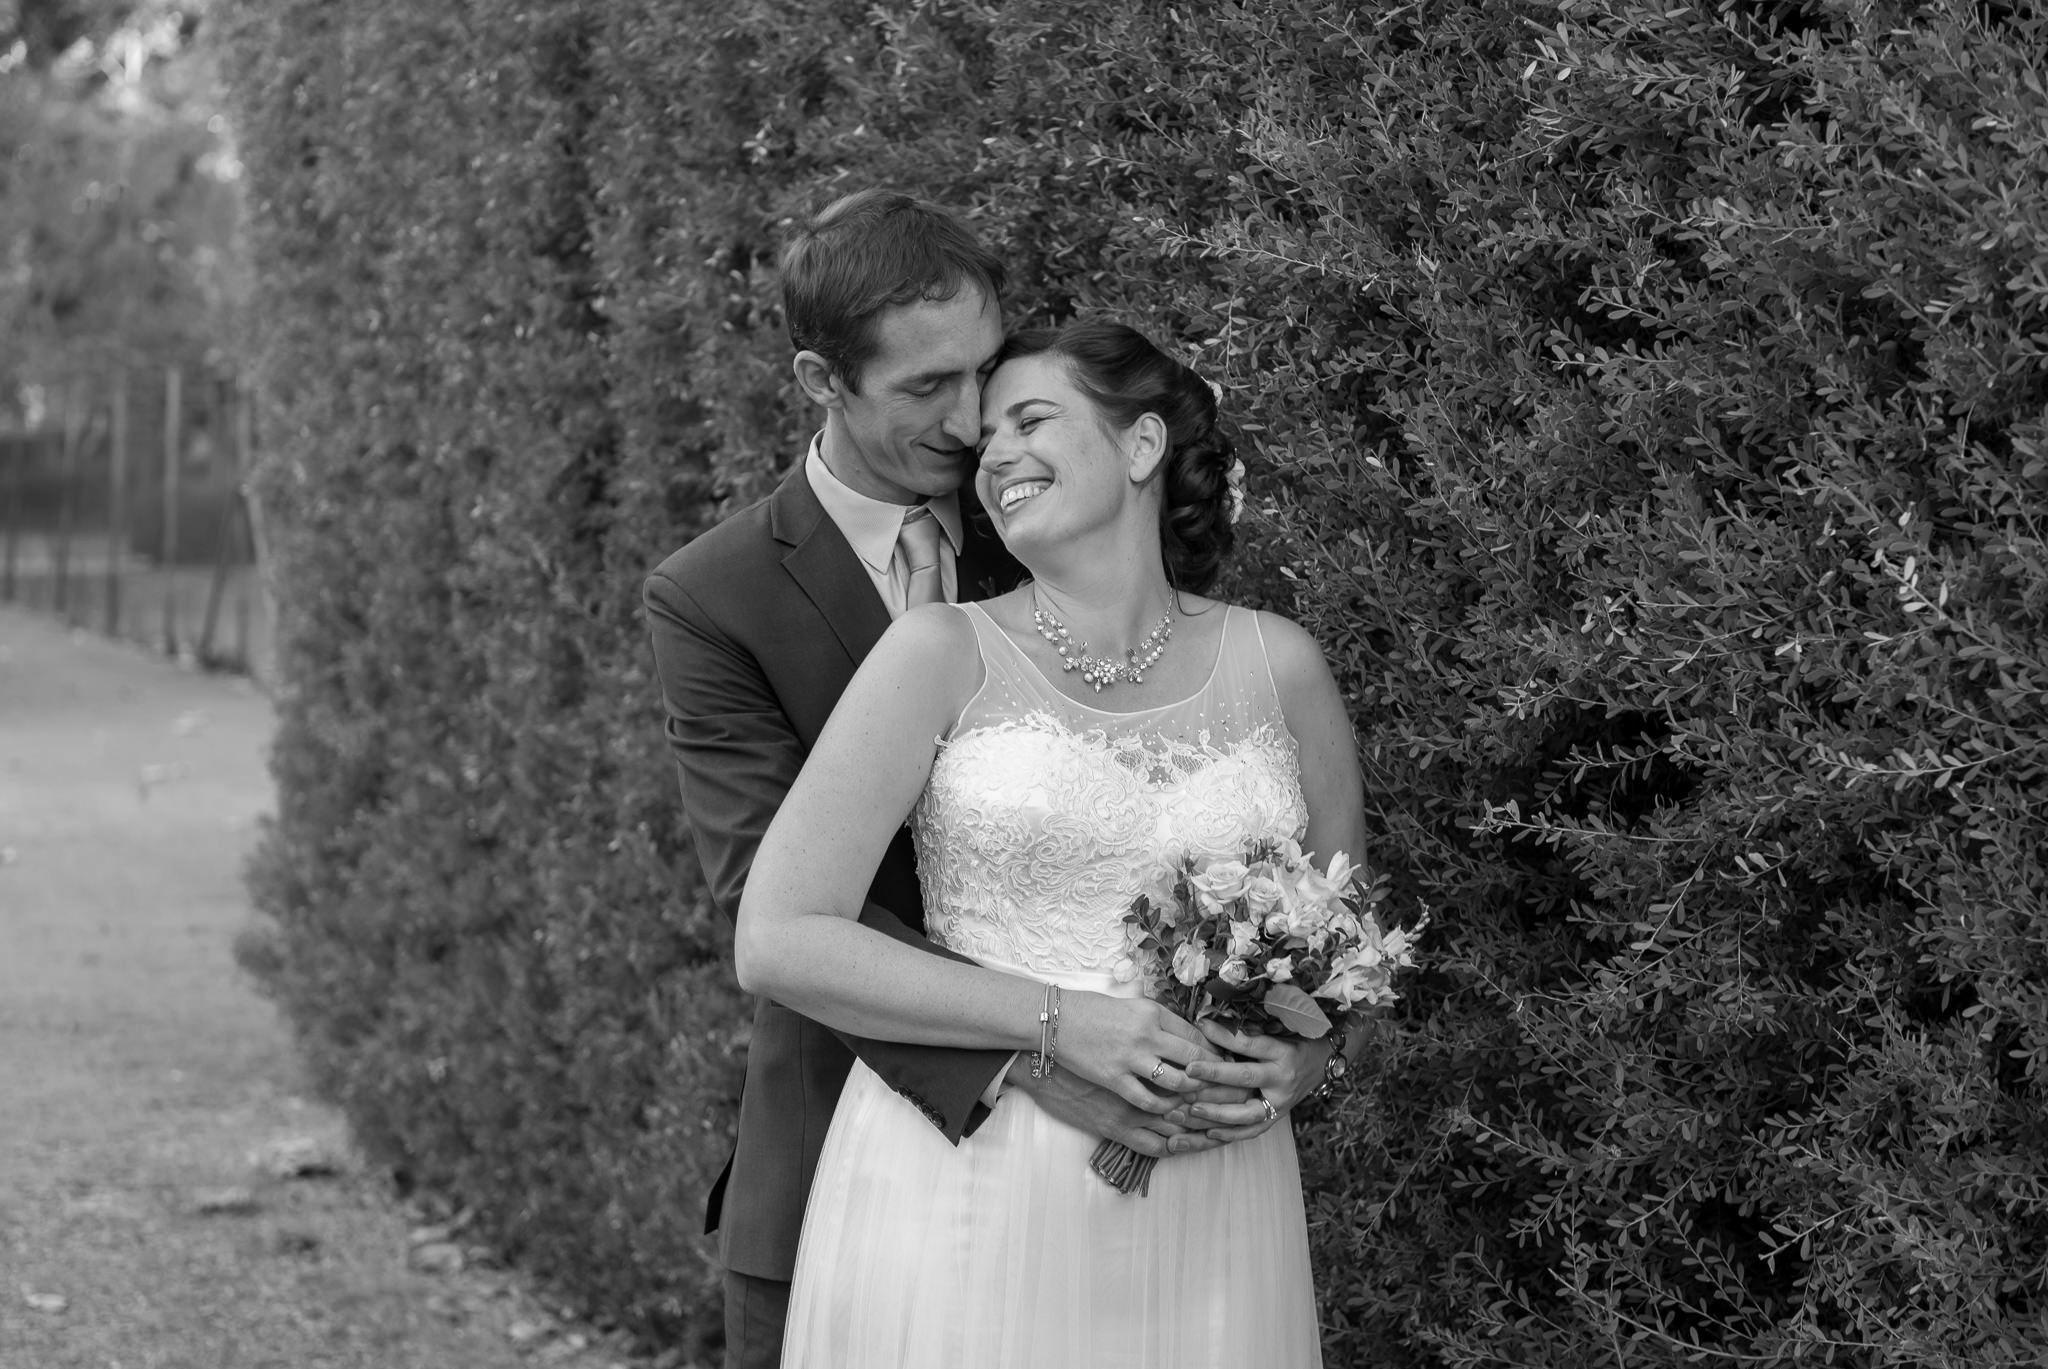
[[1031, 589, 1174, 692]]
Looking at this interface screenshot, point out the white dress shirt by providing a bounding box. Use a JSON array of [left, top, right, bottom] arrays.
[[804, 439, 962, 618]]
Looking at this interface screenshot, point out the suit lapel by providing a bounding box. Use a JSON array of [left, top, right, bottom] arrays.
[[770, 465, 894, 666], [770, 462, 1022, 667]]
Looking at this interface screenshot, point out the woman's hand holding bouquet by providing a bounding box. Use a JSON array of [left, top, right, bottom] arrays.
[[1092, 836, 1428, 1194]]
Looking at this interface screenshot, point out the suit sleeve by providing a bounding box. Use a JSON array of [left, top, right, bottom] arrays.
[[643, 566, 1009, 1142]]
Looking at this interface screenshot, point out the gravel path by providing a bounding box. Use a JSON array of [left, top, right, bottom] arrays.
[[0, 606, 645, 1369]]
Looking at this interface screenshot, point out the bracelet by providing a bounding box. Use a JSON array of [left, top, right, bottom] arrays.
[[1031, 984, 1062, 1079], [1312, 1043, 1351, 1100], [1049, 984, 1061, 1075]]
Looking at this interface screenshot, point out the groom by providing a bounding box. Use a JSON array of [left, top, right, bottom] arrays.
[[643, 191, 1222, 1369]]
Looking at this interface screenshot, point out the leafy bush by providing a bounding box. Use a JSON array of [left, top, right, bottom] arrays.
[[219, 0, 2047, 1362]]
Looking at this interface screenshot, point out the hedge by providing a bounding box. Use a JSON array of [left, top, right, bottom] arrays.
[[216, 1, 2047, 1363]]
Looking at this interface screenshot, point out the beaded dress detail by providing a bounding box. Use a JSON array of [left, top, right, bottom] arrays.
[[915, 605, 1306, 978], [779, 603, 1325, 1369]]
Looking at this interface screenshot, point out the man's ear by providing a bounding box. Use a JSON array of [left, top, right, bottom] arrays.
[[1126, 412, 1168, 485], [793, 350, 844, 409]]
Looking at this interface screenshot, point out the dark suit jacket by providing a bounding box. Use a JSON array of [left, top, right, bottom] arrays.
[[643, 460, 1021, 1281]]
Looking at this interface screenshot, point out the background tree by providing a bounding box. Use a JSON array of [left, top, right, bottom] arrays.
[[1, 0, 243, 426]]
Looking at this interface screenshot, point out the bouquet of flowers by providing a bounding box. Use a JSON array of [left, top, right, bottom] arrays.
[[1092, 835, 1427, 1194]]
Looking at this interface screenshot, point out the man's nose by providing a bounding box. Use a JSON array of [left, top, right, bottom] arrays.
[[943, 381, 982, 446]]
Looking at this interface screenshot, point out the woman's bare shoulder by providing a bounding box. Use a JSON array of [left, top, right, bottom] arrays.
[[1244, 607, 1333, 683], [867, 602, 987, 702]]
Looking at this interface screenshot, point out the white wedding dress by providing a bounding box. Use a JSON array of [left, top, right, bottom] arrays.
[[779, 603, 1324, 1368]]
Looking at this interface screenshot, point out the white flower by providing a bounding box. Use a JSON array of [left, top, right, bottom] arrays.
[[1113, 956, 1140, 984], [1320, 850, 1358, 890], [1282, 898, 1331, 943], [1227, 919, 1262, 959], [1218, 958, 1251, 987], [1312, 946, 1396, 1009], [1188, 858, 1252, 904], [1242, 873, 1284, 920], [1267, 955, 1295, 984], [1224, 457, 1247, 526], [1263, 836, 1309, 866], [1171, 941, 1210, 988], [1281, 859, 1343, 912]]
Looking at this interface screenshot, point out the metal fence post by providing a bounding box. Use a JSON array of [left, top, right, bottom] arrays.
[[106, 367, 130, 636], [55, 381, 82, 621], [160, 365, 182, 654]]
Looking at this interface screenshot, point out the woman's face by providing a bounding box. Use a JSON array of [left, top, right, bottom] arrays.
[[975, 354, 1135, 555]]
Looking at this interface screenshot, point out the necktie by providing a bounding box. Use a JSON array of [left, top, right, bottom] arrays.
[[897, 506, 945, 610]]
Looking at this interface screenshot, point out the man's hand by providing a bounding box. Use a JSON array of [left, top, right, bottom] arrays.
[[1004, 1059, 1255, 1158], [1179, 1024, 1336, 1142]]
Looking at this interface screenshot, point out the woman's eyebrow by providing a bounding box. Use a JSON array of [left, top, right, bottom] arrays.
[[979, 398, 1057, 438]]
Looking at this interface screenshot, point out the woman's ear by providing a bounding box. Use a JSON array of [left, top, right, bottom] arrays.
[[792, 350, 845, 410], [1125, 411, 1168, 484]]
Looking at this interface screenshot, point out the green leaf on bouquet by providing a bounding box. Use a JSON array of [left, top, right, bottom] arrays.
[[1204, 976, 1255, 1004], [1262, 984, 1332, 1038]]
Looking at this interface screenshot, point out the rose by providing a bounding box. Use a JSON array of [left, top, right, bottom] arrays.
[[1282, 899, 1330, 943], [1242, 873, 1284, 920], [1187, 858, 1252, 904], [1267, 955, 1295, 984], [1171, 941, 1209, 988], [1218, 958, 1251, 987]]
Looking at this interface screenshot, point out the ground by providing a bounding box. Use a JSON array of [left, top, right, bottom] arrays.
[[0, 605, 665, 1369]]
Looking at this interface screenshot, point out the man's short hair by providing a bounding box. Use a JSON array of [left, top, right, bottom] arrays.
[[780, 190, 1008, 393]]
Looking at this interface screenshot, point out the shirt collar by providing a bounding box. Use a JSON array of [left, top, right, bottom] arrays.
[[803, 436, 964, 574]]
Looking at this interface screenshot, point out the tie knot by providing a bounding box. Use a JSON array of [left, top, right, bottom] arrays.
[[898, 506, 944, 573]]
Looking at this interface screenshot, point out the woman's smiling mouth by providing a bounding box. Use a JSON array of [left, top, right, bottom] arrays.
[[999, 480, 1050, 512]]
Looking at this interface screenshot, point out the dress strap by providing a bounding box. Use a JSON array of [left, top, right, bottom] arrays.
[[945, 603, 1059, 739], [1191, 606, 1288, 732]]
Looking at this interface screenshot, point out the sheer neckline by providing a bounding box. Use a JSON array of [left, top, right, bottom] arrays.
[[959, 601, 1235, 719]]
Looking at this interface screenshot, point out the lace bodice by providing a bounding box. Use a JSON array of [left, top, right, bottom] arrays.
[[913, 604, 1308, 978]]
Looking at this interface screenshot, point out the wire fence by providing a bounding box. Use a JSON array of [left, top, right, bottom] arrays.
[[2, 366, 273, 684]]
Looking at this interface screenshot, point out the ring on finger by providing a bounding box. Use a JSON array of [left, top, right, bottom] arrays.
[[1258, 1095, 1278, 1124], [1148, 1060, 1166, 1083]]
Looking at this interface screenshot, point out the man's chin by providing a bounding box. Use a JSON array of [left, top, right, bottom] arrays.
[[918, 454, 977, 494]]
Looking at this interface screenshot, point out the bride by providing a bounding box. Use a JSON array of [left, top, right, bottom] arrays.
[[735, 321, 1368, 1367]]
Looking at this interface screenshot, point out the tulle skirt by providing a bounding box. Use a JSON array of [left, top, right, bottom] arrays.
[[780, 1055, 1323, 1369]]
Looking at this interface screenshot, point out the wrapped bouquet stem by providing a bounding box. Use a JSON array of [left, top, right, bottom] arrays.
[[1092, 836, 1427, 1196]]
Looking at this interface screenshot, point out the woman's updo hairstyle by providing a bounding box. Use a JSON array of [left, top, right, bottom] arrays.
[[995, 322, 1237, 594]]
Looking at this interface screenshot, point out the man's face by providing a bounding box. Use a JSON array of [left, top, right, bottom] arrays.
[[825, 287, 1004, 504]]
